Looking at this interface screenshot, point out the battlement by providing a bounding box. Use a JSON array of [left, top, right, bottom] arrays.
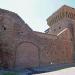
[[47, 5, 75, 26]]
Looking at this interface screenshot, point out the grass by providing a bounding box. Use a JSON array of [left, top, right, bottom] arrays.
[[3, 72, 18, 75]]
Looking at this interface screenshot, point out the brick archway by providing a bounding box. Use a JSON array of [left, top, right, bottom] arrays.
[[15, 41, 40, 68]]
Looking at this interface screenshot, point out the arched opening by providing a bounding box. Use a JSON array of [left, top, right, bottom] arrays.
[[16, 42, 40, 68]]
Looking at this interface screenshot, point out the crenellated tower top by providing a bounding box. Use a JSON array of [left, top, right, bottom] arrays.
[[47, 5, 75, 27]]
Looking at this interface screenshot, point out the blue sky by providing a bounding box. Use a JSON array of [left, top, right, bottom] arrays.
[[0, 0, 75, 32]]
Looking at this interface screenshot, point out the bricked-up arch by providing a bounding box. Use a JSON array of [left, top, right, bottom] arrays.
[[15, 41, 40, 68]]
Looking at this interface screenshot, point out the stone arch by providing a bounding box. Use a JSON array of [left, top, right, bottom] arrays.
[[15, 41, 40, 68]]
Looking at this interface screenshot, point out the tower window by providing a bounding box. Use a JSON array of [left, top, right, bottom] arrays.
[[4, 27, 6, 30], [2, 25, 6, 30]]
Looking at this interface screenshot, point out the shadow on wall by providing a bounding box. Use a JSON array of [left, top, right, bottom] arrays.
[[0, 63, 75, 75]]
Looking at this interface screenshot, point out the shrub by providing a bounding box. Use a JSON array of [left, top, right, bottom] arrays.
[[3, 72, 18, 75]]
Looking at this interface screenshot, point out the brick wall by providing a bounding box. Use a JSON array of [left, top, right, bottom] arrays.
[[0, 8, 74, 69]]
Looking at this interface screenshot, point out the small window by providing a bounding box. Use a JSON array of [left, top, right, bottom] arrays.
[[4, 27, 6, 30], [2, 25, 6, 30]]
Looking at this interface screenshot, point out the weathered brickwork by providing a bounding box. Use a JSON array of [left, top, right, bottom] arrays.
[[0, 5, 75, 69]]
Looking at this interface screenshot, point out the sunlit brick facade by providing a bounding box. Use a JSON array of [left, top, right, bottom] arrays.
[[0, 5, 75, 69]]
